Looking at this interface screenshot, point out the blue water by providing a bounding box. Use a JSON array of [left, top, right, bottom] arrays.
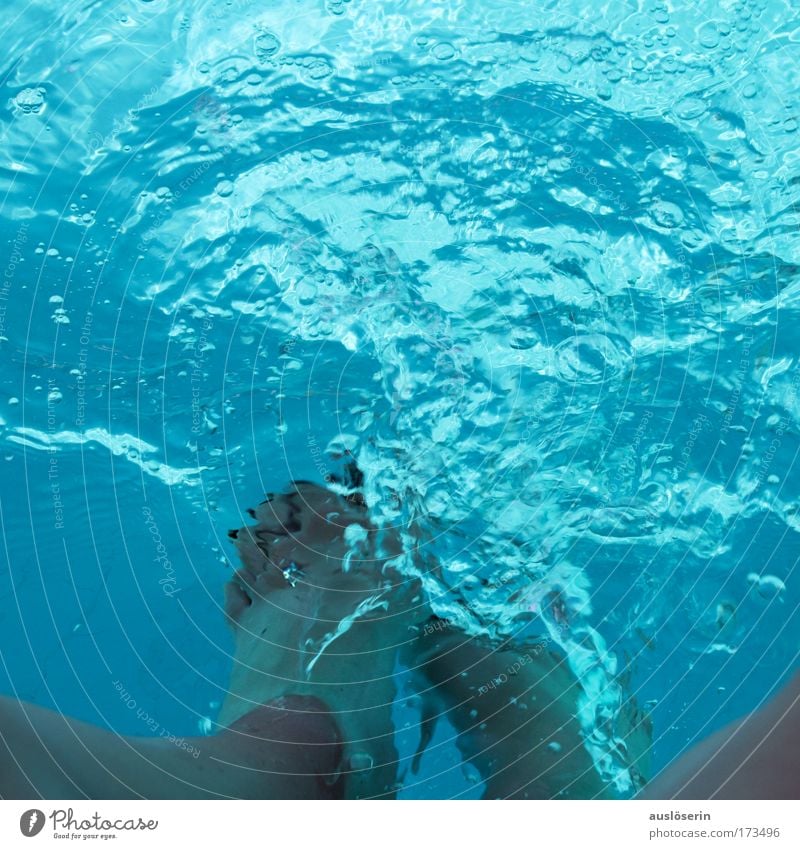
[[1, 0, 799, 798]]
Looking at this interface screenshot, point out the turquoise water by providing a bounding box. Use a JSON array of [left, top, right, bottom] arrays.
[[1, 0, 799, 797]]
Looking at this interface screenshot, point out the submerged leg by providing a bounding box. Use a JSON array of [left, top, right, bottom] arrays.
[[0, 694, 342, 800], [406, 626, 615, 799], [639, 672, 800, 800]]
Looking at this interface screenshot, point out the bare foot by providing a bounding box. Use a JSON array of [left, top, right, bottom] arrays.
[[220, 482, 420, 799]]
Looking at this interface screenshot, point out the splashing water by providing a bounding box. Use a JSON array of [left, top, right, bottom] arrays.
[[1, 0, 799, 796]]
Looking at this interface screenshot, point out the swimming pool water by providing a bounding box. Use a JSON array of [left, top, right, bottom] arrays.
[[1, 0, 799, 797]]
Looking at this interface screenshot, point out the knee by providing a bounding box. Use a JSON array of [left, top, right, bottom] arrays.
[[225, 695, 345, 797]]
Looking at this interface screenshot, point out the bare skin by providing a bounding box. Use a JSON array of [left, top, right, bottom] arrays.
[[405, 626, 618, 799], [220, 482, 621, 799], [638, 672, 800, 800], [220, 482, 422, 799], [0, 693, 342, 799], [0, 480, 634, 799]]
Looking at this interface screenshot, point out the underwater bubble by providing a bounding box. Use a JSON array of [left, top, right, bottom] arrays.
[[741, 82, 757, 98], [757, 575, 785, 598], [303, 56, 334, 80], [674, 94, 708, 120], [254, 30, 281, 61], [556, 54, 573, 73], [431, 42, 456, 61], [47, 388, 62, 403], [215, 180, 234, 197], [14, 87, 46, 114], [747, 572, 785, 599], [510, 328, 540, 350], [649, 200, 684, 229], [698, 22, 721, 49], [554, 334, 631, 385], [547, 741, 562, 752], [662, 56, 680, 74]]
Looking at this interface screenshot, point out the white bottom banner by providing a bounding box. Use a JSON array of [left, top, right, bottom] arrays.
[[1, 800, 796, 848]]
